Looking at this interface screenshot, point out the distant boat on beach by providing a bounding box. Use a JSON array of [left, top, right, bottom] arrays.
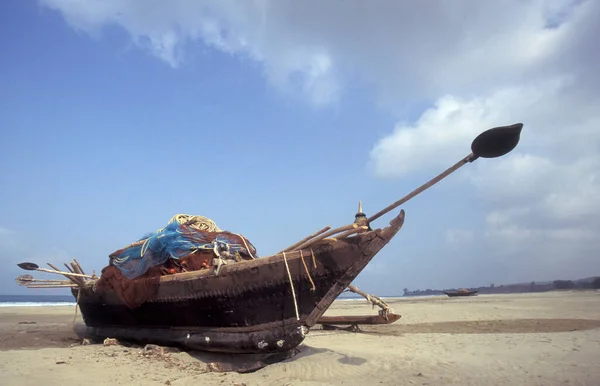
[[443, 289, 479, 297]]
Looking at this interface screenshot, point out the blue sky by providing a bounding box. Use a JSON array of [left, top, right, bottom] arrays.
[[1, 1, 599, 296]]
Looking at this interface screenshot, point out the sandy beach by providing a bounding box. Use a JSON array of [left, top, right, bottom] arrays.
[[1, 291, 599, 386]]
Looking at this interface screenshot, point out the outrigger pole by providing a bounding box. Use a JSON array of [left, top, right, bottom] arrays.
[[367, 123, 523, 224], [278, 123, 523, 253]]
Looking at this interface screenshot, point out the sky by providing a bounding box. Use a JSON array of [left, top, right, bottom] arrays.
[[1, 0, 599, 296]]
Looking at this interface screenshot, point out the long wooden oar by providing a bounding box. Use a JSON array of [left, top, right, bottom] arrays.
[[17, 262, 93, 279], [15, 274, 72, 286], [25, 284, 79, 288], [367, 123, 523, 224]]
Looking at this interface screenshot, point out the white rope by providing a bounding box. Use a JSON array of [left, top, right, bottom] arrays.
[[234, 233, 256, 259], [213, 244, 226, 275], [282, 252, 300, 321]]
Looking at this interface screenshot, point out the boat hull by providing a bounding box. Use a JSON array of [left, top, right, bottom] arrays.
[[442, 290, 479, 297], [73, 211, 405, 354], [79, 321, 307, 354]]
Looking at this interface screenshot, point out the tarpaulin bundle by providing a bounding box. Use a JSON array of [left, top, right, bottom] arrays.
[[108, 215, 258, 279]]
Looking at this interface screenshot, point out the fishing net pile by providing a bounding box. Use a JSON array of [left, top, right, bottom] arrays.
[[95, 214, 259, 308]]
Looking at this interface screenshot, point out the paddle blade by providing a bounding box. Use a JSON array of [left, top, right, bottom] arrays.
[[17, 262, 40, 271], [471, 123, 523, 158], [16, 274, 34, 286]]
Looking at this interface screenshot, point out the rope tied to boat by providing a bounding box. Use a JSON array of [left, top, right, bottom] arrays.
[[72, 287, 81, 326], [212, 243, 227, 275], [299, 250, 316, 291], [234, 233, 256, 259], [282, 252, 300, 321]]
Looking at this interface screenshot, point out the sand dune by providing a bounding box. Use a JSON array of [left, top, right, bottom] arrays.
[[1, 291, 599, 385]]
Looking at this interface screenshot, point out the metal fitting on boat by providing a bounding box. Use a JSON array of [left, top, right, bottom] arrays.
[[300, 325, 309, 337], [257, 340, 268, 349]]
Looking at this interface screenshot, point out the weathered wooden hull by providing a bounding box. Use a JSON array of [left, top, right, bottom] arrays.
[[72, 211, 405, 354]]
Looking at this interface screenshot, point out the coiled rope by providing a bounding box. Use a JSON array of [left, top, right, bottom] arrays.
[[157, 214, 222, 233]]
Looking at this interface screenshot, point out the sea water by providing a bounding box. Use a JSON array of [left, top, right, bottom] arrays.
[[0, 294, 76, 307]]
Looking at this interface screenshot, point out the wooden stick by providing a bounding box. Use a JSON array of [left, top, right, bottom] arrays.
[[113, 239, 147, 253], [317, 313, 401, 326], [346, 284, 392, 314], [47, 263, 63, 272], [65, 263, 86, 286], [24, 279, 73, 284], [279, 226, 332, 254], [69, 262, 79, 274], [292, 224, 358, 251], [367, 154, 473, 224], [49, 263, 81, 285], [68, 262, 86, 286], [36, 267, 93, 279], [73, 259, 86, 275], [334, 226, 369, 239], [26, 284, 79, 288], [64, 263, 84, 286], [64, 263, 74, 273]]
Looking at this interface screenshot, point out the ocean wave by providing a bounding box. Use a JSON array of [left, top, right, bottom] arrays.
[[0, 302, 76, 307]]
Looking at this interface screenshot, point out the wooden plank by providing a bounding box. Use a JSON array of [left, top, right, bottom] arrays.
[[317, 313, 401, 325]]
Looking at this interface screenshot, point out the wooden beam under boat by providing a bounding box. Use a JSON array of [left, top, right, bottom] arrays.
[[317, 313, 401, 326]]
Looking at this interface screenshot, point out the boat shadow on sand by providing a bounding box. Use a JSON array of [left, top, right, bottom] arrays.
[[2, 318, 364, 373], [186, 344, 367, 372]]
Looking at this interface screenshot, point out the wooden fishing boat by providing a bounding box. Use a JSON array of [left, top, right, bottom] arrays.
[[16, 123, 524, 355], [72, 210, 406, 354], [443, 289, 479, 297]]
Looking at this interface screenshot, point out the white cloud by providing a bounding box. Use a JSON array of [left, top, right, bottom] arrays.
[[38, 0, 600, 282], [362, 1, 599, 280], [40, 0, 597, 108], [445, 229, 475, 245], [40, 0, 343, 105], [374, 74, 600, 272]]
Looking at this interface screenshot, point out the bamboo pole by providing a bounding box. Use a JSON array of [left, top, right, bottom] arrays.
[[66, 262, 87, 286], [24, 279, 72, 284], [68, 262, 86, 286], [367, 155, 472, 224], [63, 263, 75, 273], [49, 263, 81, 285], [291, 224, 359, 252], [16, 275, 73, 286], [279, 226, 332, 253], [73, 259, 86, 275], [334, 226, 369, 239], [69, 262, 79, 274], [36, 267, 93, 279]]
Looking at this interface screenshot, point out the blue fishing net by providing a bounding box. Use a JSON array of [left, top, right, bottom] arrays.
[[109, 221, 258, 279]]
